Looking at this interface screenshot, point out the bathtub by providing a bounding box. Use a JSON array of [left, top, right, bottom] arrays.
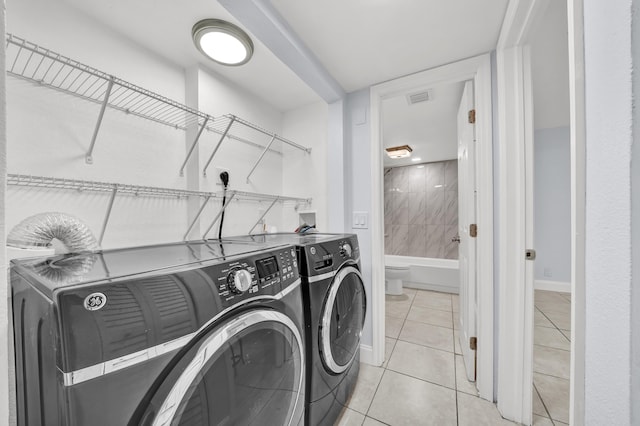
[[385, 255, 459, 294]]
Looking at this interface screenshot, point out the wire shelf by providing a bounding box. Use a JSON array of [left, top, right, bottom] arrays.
[[6, 34, 311, 170], [8, 173, 312, 243], [7, 174, 311, 204]]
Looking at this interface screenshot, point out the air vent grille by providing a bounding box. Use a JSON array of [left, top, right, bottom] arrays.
[[406, 89, 432, 105]]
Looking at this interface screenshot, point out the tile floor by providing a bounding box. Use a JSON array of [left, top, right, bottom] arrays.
[[337, 288, 517, 426], [533, 290, 571, 425], [338, 288, 572, 426]]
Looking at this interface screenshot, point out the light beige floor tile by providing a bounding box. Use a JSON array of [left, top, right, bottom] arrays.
[[533, 345, 570, 379], [535, 310, 555, 328], [532, 385, 548, 417], [402, 287, 418, 300], [534, 372, 570, 424], [543, 310, 571, 330], [532, 415, 554, 426], [382, 337, 397, 369], [453, 311, 460, 330], [406, 305, 453, 328], [387, 340, 455, 389], [534, 326, 570, 351], [412, 290, 453, 312], [368, 370, 457, 426], [452, 294, 460, 312], [454, 330, 462, 355], [385, 297, 412, 319], [457, 392, 517, 426], [535, 290, 568, 304], [536, 299, 571, 315], [385, 316, 404, 339], [362, 417, 387, 426], [347, 363, 385, 414], [399, 320, 453, 352], [335, 407, 365, 426], [455, 355, 477, 396]]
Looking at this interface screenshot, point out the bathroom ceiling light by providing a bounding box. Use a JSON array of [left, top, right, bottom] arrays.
[[192, 19, 254, 66], [411, 157, 422, 162], [385, 145, 413, 159]]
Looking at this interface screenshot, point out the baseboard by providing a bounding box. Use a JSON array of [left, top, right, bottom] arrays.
[[359, 344, 376, 366], [404, 281, 459, 294], [534, 280, 571, 293]]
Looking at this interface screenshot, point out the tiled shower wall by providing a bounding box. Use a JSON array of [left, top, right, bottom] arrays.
[[384, 160, 458, 259]]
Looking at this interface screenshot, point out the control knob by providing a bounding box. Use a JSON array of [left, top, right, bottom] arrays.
[[340, 243, 352, 257], [228, 269, 253, 293]]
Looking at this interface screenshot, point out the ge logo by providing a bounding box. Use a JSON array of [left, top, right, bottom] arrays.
[[84, 292, 107, 311], [310, 247, 316, 255]]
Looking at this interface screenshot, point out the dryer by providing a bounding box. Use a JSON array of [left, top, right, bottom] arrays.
[[11, 240, 305, 426], [223, 233, 367, 426]]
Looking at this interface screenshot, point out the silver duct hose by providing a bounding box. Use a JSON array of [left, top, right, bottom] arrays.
[[7, 212, 99, 252]]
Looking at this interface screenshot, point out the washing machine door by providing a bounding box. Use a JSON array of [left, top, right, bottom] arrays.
[[138, 309, 304, 426], [320, 265, 367, 374]]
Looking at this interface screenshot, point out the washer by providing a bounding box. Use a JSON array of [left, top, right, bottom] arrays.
[[11, 240, 305, 426], [223, 233, 367, 426]]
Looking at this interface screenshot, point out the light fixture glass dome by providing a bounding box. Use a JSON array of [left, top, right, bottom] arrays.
[[192, 19, 254, 66]]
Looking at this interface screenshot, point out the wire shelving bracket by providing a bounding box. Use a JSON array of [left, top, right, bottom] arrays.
[[6, 34, 313, 172], [8, 174, 312, 242]]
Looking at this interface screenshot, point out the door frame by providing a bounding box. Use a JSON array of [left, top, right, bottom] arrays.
[[369, 54, 494, 400], [495, 0, 586, 424]]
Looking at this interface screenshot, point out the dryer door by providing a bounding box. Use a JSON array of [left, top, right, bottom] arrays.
[[138, 309, 304, 426], [320, 265, 367, 374]]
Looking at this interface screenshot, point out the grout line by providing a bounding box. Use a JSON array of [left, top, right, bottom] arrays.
[[533, 383, 556, 426]]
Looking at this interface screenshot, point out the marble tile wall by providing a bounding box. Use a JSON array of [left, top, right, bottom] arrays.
[[384, 160, 458, 259]]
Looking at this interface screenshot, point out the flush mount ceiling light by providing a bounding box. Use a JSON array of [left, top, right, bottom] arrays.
[[385, 145, 413, 159], [192, 19, 254, 66]]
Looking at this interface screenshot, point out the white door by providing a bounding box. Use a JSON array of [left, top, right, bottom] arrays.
[[457, 80, 477, 382]]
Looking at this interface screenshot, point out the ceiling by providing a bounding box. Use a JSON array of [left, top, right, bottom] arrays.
[[57, 0, 322, 112], [382, 82, 464, 168], [48, 0, 510, 113], [270, 0, 509, 93]]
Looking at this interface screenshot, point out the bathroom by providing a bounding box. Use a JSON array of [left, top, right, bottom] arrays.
[[382, 81, 463, 297]]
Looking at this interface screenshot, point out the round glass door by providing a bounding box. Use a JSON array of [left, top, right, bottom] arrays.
[[141, 310, 304, 426], [320, 265, 366, 374]]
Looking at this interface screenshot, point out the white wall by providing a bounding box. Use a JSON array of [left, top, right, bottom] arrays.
[[631, 0, 640, 423], [534, 127, 571, 283], [6, 0, 188, 249], [345, 89, 373, 347], [0, 11, 11, 426], [192, 67, 286, 237], [282, 101, 328, 232], [584, 0, 632, 423]]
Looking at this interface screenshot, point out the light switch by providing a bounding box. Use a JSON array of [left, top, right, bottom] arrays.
[[352, 211, 368, 229]]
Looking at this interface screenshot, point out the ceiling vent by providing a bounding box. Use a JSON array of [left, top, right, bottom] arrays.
[[406, 89, 432, 105]]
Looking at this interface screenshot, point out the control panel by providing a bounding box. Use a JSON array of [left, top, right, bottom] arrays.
[[300, 235, 360, 276], [211, 245, 299, 304]]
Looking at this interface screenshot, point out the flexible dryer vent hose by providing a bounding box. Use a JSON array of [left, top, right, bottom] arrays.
[[7, 212, 99, 253]]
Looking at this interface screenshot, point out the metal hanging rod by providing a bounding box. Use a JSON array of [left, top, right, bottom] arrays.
[[5, 34, 311, 168]]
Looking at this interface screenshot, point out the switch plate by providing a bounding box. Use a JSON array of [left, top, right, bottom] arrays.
[[352, 211, 368, 229]]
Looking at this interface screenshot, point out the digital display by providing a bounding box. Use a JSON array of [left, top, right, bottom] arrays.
[[256, 256, 279, 278]]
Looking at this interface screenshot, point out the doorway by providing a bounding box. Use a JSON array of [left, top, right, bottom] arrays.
[[370, 54, 494, 401]]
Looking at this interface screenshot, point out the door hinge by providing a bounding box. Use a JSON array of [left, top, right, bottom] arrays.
[[468, 109, 476, 124], [470, 224, 477, 238], [526, 249, 536, 261], [470, 337, 477, 350]]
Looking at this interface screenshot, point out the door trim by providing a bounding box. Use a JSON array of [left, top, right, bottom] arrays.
[[369, 54, 494, 400], [495, 0, 587, 424]]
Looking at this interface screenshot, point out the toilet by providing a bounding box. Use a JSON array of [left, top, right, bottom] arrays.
[[385, 261, 410, 295]]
